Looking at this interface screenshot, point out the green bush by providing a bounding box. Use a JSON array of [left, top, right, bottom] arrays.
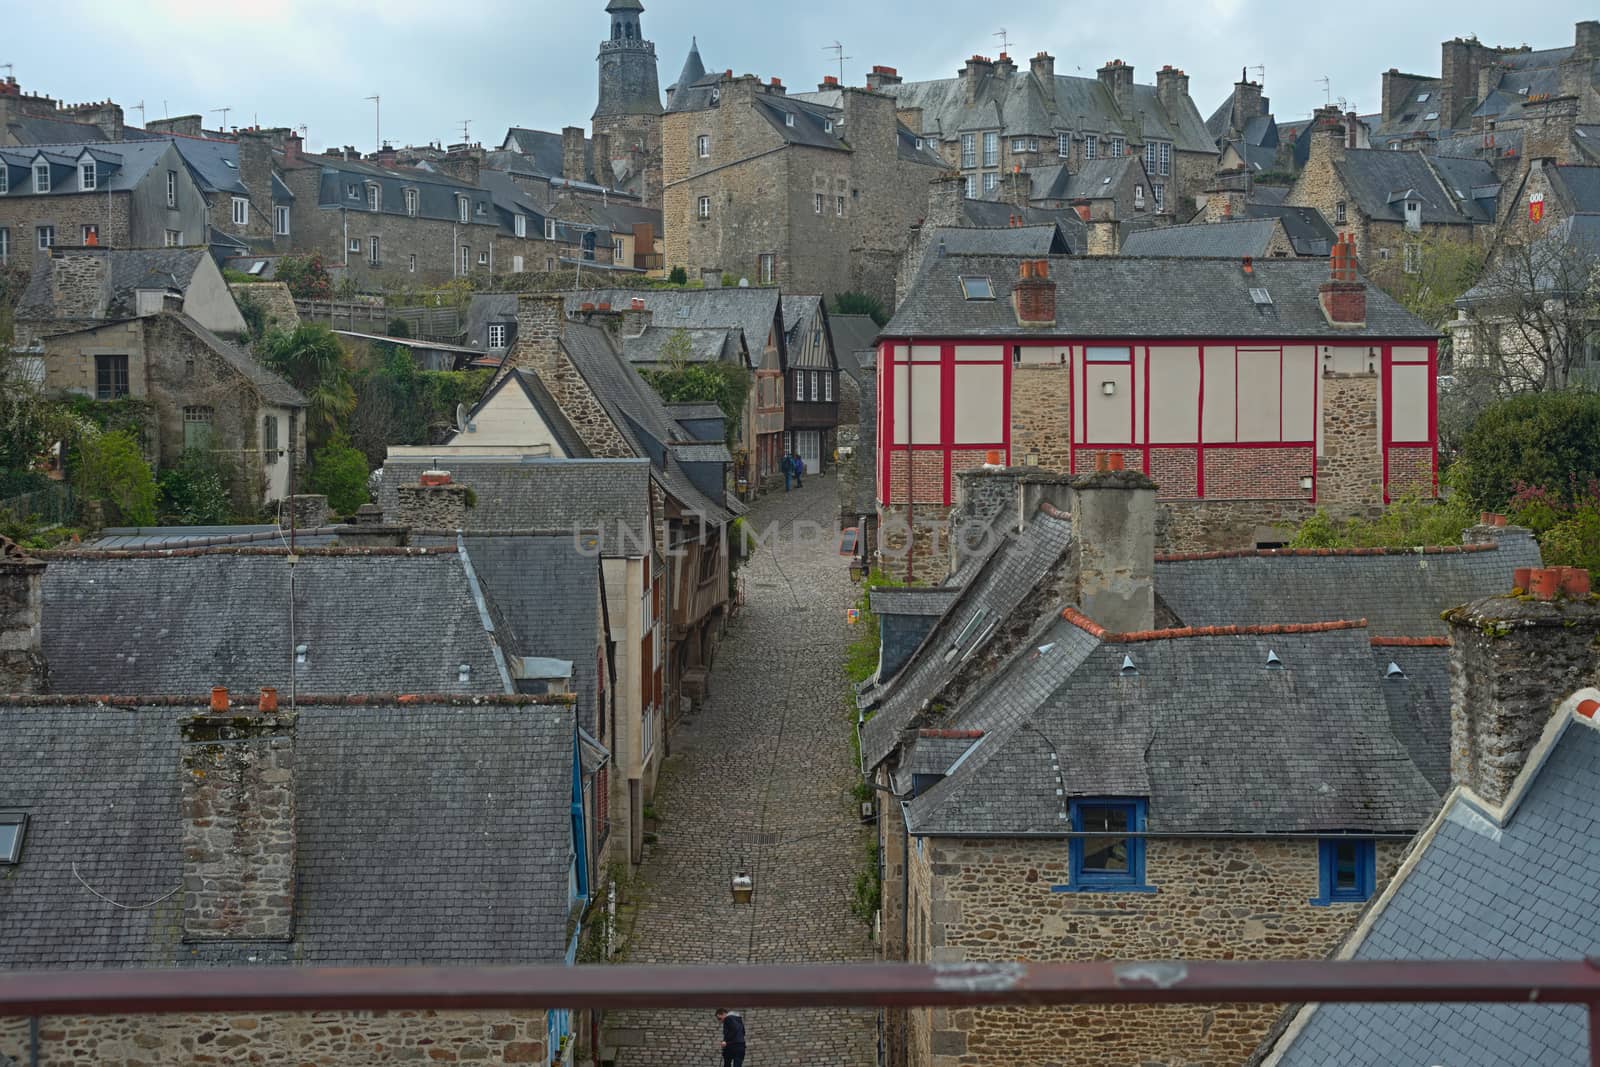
[[1287, 495, 1478, 550], [1453, 392, 1600, 511], [832, 291, 889, 327], [74, 430, 157, 526], [308, 433, 370, 516], [667, 266, 689, 286], [158, 450, 235, 525], [273, 253, 334, 301]]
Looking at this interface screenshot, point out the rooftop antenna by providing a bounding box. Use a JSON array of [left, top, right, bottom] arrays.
[[994, 27, 1011, 55], [364, 94, 380, 152], [1318, 76, 1332, 107], [130, 100, 146, 126], [0, 63, 13, 79], [460, 118, 472, 143], [1246, 64, 1265, 88], [210, 106, 231, 130], [823, 42, 850, 84]]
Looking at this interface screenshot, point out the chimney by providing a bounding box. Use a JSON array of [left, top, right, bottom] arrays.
[[1000, 168, 1031, 209], [896, 106, 924, 134], [1578, 20, 1600, 61], [1319, 234, 1367, 327], [146, 114, 204, 138], [866, 65, 902, 91], [496, 292, 568, 388], [1031, 52, 1056, 85], [1156, 66, 1191, 119], [950, 467, 1074, 573], [0, 538, 47, 694], [819, 75, 840, 92], [439, 143, 483, 186], [1097, 59, 1135, 112], [49, 247, 112, 320], [1013, 259, 1056, 326], [1072, 458, 1157, 633], [1203, 167, 1252, 222], [620, 297, 652, 338], [237, 129, 276, 220], [993, 53, 1017, 79], [700, 267, 723, 289], [375, 142, 398, 168], [1086, 213, 1120, 256], [561, 126, 588, 183], [767, 77, 786, 96], [1309, 105, 1348, 165], [961, 55, 995, 106], [1446, 570, 1600, 807], [286, 494, 330, 531], [1520, 94, 1580, 165], [180, 695, 296, 941], [283, 131, 302, 166], [1229, 75, 1264, 136], [591, 132, 612, 187], [393, 471, 471, 530], [926, 172, 967, 227]]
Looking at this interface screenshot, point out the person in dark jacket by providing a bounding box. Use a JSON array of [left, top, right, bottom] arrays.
[[780, 453, 794, 492], [791, 451, 805, 488], [715, 1009, 746, 1067]]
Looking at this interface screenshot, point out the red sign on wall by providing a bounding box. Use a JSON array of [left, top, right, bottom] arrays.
[[1530, 193, 1546, 223]]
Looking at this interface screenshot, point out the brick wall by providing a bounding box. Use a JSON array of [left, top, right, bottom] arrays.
[[904, 835, 1407, 1067], [887, 451, 946, 505], [1148, 447, 1197, 498], [1202, 446, 1315, 500], [1388, 445, 1434, 499], [0, 1009, 549, 1065]]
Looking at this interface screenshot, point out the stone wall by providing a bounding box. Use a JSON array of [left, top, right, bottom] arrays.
[[1156, 498, 1324, 553], [181, 710, 297, 941], [1317, 373, 1383, 506], [878, 503, 954, 583], [0, 191, 134, 256], [230, 281, 301, 332], [0, 552, 47, 694], [1009, 364, 1071, 470], [393, 483, 471, 529], [904, 834, 1407, 1067], [0, 1009, 550, 1065]]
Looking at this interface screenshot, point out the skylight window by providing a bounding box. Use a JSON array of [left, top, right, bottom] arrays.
[[1424, 112, 1439, 121], [224, 159, 238, 169], [1250, 287, 1274, 306], [0, 812, 26, 864], [959, 276, 995, 300], [1416, 92, 1431, 103]]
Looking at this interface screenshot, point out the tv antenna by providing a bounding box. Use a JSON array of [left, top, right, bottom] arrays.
[[130, 100, 146, 126], [210, 106, 232, 130], [0, 64, 13, 79], [994, 27, 1012, 55], [1318, 76, 1331, 106], [364, 94, 381, 152], [460, 118, 472, 143], [823, 42, 850, 84], [1245, 65, 1265, 86]]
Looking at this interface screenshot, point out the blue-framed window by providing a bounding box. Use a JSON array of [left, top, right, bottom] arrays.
[[1057, 798, 1152, 893], [1312, 839, 1376, 905]]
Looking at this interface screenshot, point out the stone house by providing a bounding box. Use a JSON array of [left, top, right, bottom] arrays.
[[1119, 215, 1300, 258], [377, 452, 663, 868], [883, 52, 1215, 218], [862, 471, 1540, 1067], [1206, 73, 1286, 174], [781, 295, 840, 474], [0, 687, 587, 1067], [662, 59, 946, 303], [14, 246, 306, 508], [0, 138, 208, 262], [0, 75, 126, 146], [564, 287, 787, 490], [1258, 596, 1600, 1066], [878, 245, 1441, 578], [1286, 107, 1498, 268]]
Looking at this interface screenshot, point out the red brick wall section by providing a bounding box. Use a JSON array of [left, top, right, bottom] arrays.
[[1149, 449, 1198, 500], [1387, 446, 1434, 499], [1201, 447, 1314, 500], [951, 449, 998, 487], [888, 452, 947, 505], [1072, 449, 1144, 477]]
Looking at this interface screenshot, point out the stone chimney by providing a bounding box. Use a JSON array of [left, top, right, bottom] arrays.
[[1072, 455, 1157, 634], [393, 470, 471, 530], [620, 296, 652, 338], [1156, 66, 1191, 119], [926, 172, 967, 228], [286, 494, 330, 531], [180, 690, 297, 941], [866, 65, 903, 91], [1520, 95, 1580, 165], [1031, 52, 1056, 85], [1319, 234, 1367, 328], [961, 55, 996, 106], [146, 114, 204, 138], [1308, 105, 1349, 166], [1230, 75, 1264, 136], [0, 539, 47, 694], [498, 292, 568, 386], [62, 99, 124, 141], [49, 247, 112, 320], [1097, 59, 1135, 112], [237, 130, 276, 220], [592, 132, 612, 187], [1203, 167, 1252, 222], [562, 126, 588, 183], [1078, 199, 1120, 255], [999, 168, 1031, 209], [700, 267, 723, 289], [896, 106, 924, 135], [1446, 568, 1600, 807], [439, 143, 483, 186], [993, 53, 1017, 79], [1013, 259, 1056, 327], [1578, 20, 1600, 62]]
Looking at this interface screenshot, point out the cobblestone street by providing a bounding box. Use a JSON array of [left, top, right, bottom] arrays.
[[608, 474, 878, 1067]]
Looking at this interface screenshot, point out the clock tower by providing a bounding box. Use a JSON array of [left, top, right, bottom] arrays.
[[593, 0, 664, 205]]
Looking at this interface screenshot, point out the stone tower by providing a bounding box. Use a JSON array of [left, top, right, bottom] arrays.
[[594, 0, 664, 207]]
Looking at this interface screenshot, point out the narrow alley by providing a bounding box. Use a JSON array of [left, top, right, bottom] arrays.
[[607, 474, 878, 1067]]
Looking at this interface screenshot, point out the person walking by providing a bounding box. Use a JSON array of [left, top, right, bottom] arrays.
[[780, 452, 793, 493], [792, 451, 805, 489], [716, 1009, 746, 1067]]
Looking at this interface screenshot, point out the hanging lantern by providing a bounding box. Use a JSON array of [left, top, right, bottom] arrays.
[[731, 872, 754, 905]]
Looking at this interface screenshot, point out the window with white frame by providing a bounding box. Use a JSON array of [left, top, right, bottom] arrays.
[[1403, 243, 1422, 274], [824, 372, 833, 402], [405, 188, 418, 216], [836, 195, 845, 217], [698, 196, 711, 219], [0, 227, 7, 264], [476, 201, 486, 216], [460, 246, 471, 273], [478, 250, 488, 265], [964, 174, 977, 199], [961, 133, 976, 168], [1153, 183, 1165, 211], [983, 131, 999, 167], [347, 184, 360, 200], [515, 214, 526, 238], [33, 162, 49, 193], [0, 166, 8, 194], [369, 236, 381, 266], [759, 253, 776, 285], [408, 253, 417, 273], [36, 225, 53, 249], [232, 197, 249, 226], [1109, 137, 1125, 157], [824, 119, 834, 133], [458, 197, 470, 223], [1159, 142, 1171, 176], [512, 255, 523, 272], [367, 184, 380, 211], [349, 238, 362, 254], [810, 371, 819, 401], [983, 172, 999, 192], [274, 206, 290, 235], [614, 237, 625, 262], [80, 224, 98, 244], [166, 170, 177, 207], [1059, 133, 1071, 158], [814, 192, 824, 215], [785, 114, 795, 128], [1336, 201, 1347, 225], [545, 218, 557, 241], [794, 371, 804, 401], [697, 134, 710, 158], [164, 229, 181, 247], [79, 161, 96, 190], [1135, 184, 1146, 208], [488, 323, 508, 349], [1084, 134, 1098, 160]]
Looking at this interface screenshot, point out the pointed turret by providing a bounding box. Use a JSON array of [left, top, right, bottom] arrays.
[[673, 37, 707, 92]]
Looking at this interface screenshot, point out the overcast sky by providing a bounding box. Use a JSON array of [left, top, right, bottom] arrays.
[[8, 1, 1595, 152]]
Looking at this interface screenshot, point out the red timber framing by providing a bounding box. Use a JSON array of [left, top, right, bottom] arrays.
[[878, 337, 1440, 507]]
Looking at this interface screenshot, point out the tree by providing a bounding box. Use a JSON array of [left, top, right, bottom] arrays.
[[260, 324, 357, 451], [641, 333, 749, 448], [308, 432, 371, 515], [157, 449, 236, 525], [74, 430, 157, 526], [1367, 233, 1484, 334], [234, 287, 270, 343], [1452, 391, 1600, 511], [668, 266, 689, 286], [832, 291, 889, 326], [274, 253, 334, 301]]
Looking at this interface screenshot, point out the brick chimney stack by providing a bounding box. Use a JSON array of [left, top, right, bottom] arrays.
[[866, 65, 902, 91], [283, 131, 302, 166], [1013, 259, 1056, 327], [181, 693, 297, 941], [1072, 456, 1157, 633], [0, 538, 47, 694], [1446, 569, 1600, 806], [1319, 234, 1367, 328]]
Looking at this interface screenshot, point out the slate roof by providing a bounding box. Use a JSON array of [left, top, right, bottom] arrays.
[[1120, 218, 1286, 258], [498, 128, 591, 182], [308, 156, 497, 228], [176, 313, 306, 406], [1243, 202, 1336, 256], [1155, 537, 1541, 638], [860, 509, 1074, 769], [0, 138, 176, 196], [465, 292, 520, 350], [1459, 214, 1600, 304], [906, 621, 1441, 836], [18, 247, 208, 320], [671, 39, 707, 93], [1547, 165, 1600, 215], [1335, 150, 1498, 226], [0, 698, 577, 968], [884, 253, 1438, 340], [923, 224, 1068, 258], [1264, 709, 1600, 1066], [566, 288, 782, 359], [39, 549, 509, 695], [2, 115, 111, 145], [1373, 645, 1452, 794], [379, 457, 651, 552], [871, 588, 962, 617], [828, 314, 880, 371]]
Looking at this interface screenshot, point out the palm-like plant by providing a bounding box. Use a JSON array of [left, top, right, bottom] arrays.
[[260, 324, 357, 450]]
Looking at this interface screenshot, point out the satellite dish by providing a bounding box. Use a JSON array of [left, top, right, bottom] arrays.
[[455, 403, 472, 434]]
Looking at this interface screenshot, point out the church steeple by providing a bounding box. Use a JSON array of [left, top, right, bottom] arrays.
[[595, 0, 662, 120]]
